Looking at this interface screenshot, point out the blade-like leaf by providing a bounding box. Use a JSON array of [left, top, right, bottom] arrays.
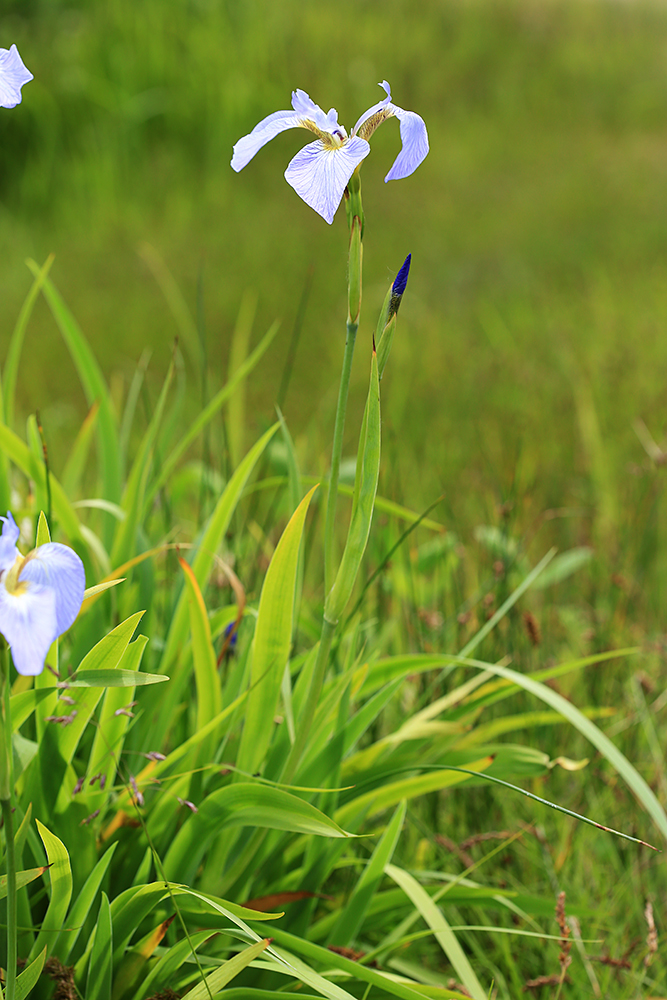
[[237, 485, 318, 776], [30, 821, 72, 959], [385, 863, 486, 1000]]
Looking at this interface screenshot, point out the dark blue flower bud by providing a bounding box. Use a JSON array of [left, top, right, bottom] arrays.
[[389, 253, 411, 317]]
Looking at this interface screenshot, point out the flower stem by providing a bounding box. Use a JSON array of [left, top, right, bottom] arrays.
[[0, 645, 16, 1000], [323, 175, 364, 596]]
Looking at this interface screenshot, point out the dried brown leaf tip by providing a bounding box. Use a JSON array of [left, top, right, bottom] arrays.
[[644, 900, 658, 968]]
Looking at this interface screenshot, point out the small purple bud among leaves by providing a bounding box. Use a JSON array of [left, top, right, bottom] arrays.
[[177, 797, 198, 813], [80, 809, 100, 827], [59, 695, 76, 706], [145, 751, 166, 762], [45, 710, 77, 726], [130, 775, 144, 807], [72, 776, 84, 796]]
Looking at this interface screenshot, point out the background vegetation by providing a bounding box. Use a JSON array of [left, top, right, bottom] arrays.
[[2, 0, 667, 996]]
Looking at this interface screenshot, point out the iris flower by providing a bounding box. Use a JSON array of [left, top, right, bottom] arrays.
[[0, 45, 33, 109], [231, 81, 428, 224], [0, 513, 85, 675]]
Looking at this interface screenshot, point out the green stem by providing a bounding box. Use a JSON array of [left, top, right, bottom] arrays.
[[323, 322, 358, 595], [323, 178, 363, 597], [1, 647, 15, 1000], [2, 798, 15, 1000]]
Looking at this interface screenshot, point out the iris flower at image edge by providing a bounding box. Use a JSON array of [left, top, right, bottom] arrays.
[[0, 513, 85, 676]]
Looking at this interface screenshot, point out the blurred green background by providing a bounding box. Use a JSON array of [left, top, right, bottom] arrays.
[[5, 0, 667, 621]]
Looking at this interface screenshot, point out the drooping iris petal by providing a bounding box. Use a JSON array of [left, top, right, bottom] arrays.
[[231, 110, 311, 172], [0, 45, 33, 109], [383, 105, 429, 182], [231, 89, 345, 173], [0, 512, 20, 571], [19, 543, 86, 635], [0, 581, 57, 676], [284, 136, 370, 224]]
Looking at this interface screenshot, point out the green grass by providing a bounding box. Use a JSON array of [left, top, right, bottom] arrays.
[[2, 0, 667, 995]]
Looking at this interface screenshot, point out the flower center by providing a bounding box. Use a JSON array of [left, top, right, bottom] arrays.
[[3, 554, 27, 596]]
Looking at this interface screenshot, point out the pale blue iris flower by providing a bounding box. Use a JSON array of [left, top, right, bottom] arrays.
[[231, 81, 429, 224], [0, 45, 33, 109], [0, 513, 85, 676]]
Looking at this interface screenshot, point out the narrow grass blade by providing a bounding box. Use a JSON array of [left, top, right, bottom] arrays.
[[227, 290, 256, 469], [87, 892, 113, 1000], [111, 358, 175, 567], [30, 821, 73, 959], [27, 261, 121, 506], [130, 930, 213, 1000], [329, 800, 406, 947], [4, 255, 54, 429], [68, 667, 166, 687], [258, 926, 439, 1000], [450, 655, 667, 843], [0, 423, 83, 543], [61, 401, 100, 497], [186, 938, 270, 999], [385, 863, 486, 1000], [237, 485, 318, 776], [180, 556, 222, 730], [335, 757, 492, 826], [145, 321, 280, 507]]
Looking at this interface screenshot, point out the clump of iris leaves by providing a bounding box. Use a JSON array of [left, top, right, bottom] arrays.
[[0, 247, 664, 1000]]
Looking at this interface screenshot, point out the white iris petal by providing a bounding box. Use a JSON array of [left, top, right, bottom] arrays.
[[0, 581, 57, 676], [0, 511, 85, 676], [19, 543, 86, 635], [284, 137, 370, 225], [383, 105, 429, 182], [0, 45, 33, 110]]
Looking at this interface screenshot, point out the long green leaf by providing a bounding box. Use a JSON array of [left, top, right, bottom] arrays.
[[130, 930, 213, 1000], [385, 863, 486, 1000], [60, 844, 118, 962], [87, 893, 113, 1000], [329, 800, 406, 947], [152, 422, 279, 746], [164, 783, 351, 882], [186, 938, 270, 999], [180, 558, 222, 731], [14, 946, 46, 1000], [30, 821, 72, 959], [26, 261, 121, 506], [237, 485, 318, 776], [0, 867, 49, 901]]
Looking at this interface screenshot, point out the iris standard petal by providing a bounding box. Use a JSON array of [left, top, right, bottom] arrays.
[[231, 110, 310, 172], [0, 45, 33, 109], [284, 136, 370, 224], [0, 512, 20, 571], [351, 80, 392, 137], [19, 542, 85, 635], [0, 582, 57, 675], [383, 105, 429, 182]]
